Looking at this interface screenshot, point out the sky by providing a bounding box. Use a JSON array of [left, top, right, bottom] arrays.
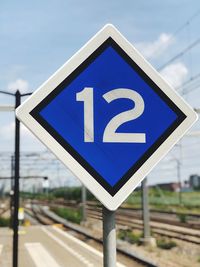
[[0, 0, 200, 190]]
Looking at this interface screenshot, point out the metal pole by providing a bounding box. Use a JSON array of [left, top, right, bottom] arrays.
[[103, 207, 116, 267], [13, 90, 21, 267], [81, 185, 87, 222], [142, 177, 150, 240], [10, 155, 14, 228], [177, 160, 182, 205]]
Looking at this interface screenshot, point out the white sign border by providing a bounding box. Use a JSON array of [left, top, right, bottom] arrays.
[[16, 24, 198, 210]]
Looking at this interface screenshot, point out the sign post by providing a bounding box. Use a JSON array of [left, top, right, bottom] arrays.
[[103, 207, 116, 267], [16, 24, 198, 266]]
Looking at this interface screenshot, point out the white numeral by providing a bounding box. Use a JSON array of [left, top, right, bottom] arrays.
[[103, 88, 146, 143], [76, 87, 94, 142], [76, 87, 146, 143]]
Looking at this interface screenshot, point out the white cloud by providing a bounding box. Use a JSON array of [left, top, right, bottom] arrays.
[[7, 79, 29, 93], [136, 33, 173, 59], [160, 62, 188, 88]]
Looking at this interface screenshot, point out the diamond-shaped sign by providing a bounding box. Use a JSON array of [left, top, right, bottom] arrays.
[[16, 24, 197, 210]]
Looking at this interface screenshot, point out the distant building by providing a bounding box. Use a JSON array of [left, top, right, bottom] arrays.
[[189, 174, 200, 189], [152, 182, 181, 192], [181, 180, 192, 192]]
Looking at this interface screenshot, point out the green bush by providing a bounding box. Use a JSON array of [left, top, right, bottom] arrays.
[[21, 186, 97, 202], [118, 229, 142, 245], [0, 217, 10, 227], [51, 207, 82, 224], [177, 213, 187, 223], [157, 238, 177, 250], [20, 191, 55, 201], [51, 187, 96, 202]]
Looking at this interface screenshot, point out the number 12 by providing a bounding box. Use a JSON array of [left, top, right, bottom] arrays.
[[76, 87, 146, 143]]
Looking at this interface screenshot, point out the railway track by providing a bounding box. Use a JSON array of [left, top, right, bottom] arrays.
[[26, 205, 55, 225], [86, 206, 200, 245], [31, 199, 200, 229], [27, 204, 157, 267], [28, 200, 200, 244]]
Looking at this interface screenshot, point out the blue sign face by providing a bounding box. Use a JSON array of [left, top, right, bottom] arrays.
[[30, 38, 186, 196]]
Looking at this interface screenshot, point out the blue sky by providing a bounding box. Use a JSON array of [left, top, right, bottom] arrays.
[[1, 0, 200, 187], [1, 0, 199, 92]]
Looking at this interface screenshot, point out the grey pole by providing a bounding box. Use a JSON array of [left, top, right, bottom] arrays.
[[81, 184, 87, 222], [177, 160, 182, 205], [141, 177, 151, 240], [103, 207, 116, 267]]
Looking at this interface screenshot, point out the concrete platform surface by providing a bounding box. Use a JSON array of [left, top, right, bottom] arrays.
[[0, 226, 126, 267]]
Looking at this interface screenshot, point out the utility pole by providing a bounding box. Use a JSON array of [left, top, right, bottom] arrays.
[[0, 89, 32, 267], [10, 155, 14, 228], [141, 177, 155, 246], [81, 184, 87, 222], [177, 159, 182, 205], [13, 90, 21, 267], [142, 177, 150, 239]]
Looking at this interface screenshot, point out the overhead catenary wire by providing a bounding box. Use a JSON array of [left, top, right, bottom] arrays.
[[152, 8, 200, 73], [157, 37, 200, 71], [158, 7, 200, 58], [154, 8, 200, 56], [183, 82, 200, 95], [176, 71, 200, 90], [169, 8, 200, 41]]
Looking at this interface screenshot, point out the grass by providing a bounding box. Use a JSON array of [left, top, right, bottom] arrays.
[[125, 188, 200, 214], [51, 207, 82, 224]]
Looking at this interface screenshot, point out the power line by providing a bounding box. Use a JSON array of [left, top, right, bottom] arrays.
[[158, 37, 200, 71], [171, 8, 200, 38], [154, 8, 200, 62], [177, 71, 200, 90], [183, 82, 200, 95]]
